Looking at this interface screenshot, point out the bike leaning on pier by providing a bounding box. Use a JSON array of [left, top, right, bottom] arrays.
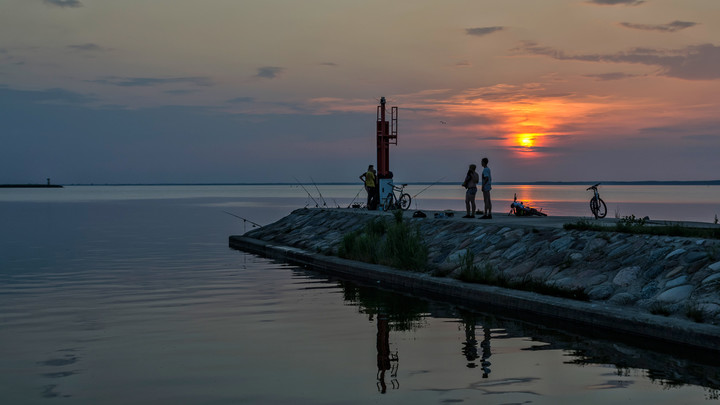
[[587, 183, 607, 219], [383, 183, 412, 211]]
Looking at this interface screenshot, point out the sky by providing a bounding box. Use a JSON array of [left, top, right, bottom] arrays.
[[1, 0, 719, 184]]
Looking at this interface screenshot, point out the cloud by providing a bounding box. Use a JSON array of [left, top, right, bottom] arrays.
[[583, 72, 639, 81], [588, 0, 644, 5], [164, 89, 197, 95], [639, 122, 720, 141], [90, 76, 213, 87], [67, 43, 110, 52], [44, 0, 83, 8], [515, 41, 720, 80], [319, 62, 338, 67], [256, 66, 284, 79], [466, 26, 504, 37], [0, 87, 96, 105], [227, 97, 255, 104], [476, 135, 507, 141], [0, 48, 23, 65], [620, 21, 697, 33]]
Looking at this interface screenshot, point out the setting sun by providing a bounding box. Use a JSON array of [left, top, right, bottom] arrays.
[[513, 133, 543, 156], [518, 134, 536, 148]]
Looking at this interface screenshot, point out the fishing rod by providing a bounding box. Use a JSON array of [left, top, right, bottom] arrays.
[[412, 176, 446, 198], [293, 177, 320, 207], [310, 176, 328, 207], [222, 211, 262, 228], [348, 186, 364, 208]]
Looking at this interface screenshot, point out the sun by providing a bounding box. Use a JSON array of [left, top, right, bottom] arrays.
[[516, 133, 539, 150], [518, 134, 535, 148]]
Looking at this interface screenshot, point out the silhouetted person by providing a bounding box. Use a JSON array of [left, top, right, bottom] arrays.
[[360, 165, 377, 210], [462, 164, 479, 218], [480, 158, 492, 219]]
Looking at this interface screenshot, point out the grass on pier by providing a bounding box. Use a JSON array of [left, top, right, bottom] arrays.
[[564, 215, 720, 239], [338, 209, 428, 272]]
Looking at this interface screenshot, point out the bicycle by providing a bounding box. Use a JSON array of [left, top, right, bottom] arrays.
[[586, 183, 607, 219], [383, 183, 412, 211]]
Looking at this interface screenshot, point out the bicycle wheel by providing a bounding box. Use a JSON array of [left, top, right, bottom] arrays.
[[596, 198, 607, 218], [383, 193, 394, 211], [399, 193, 412, 210], [589, 198, 599, 218]]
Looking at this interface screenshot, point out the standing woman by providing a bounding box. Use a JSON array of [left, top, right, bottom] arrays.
[[462, 164, 480, 218], [359, 164, 377, 209], [480, 158, 492, 219]]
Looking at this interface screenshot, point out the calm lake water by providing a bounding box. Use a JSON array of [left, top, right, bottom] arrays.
[[1, 184, 719, 404]]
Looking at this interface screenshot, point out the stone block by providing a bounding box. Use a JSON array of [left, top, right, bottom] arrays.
[[684, 251, 707, 264], [550, 235, 574, 252], [656, 285, 694, 303], [588, 285, 614, 300], [665, 248, 686, 260], [609, 292, 637, 306], [613, 266, 640, 287], [666, 275, 688, 289]]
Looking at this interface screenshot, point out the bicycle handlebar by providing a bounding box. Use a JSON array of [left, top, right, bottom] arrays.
[[586, 183, 601, 191]]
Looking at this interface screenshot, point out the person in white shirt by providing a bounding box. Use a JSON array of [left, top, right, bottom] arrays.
[[480, 158, 492, 219]]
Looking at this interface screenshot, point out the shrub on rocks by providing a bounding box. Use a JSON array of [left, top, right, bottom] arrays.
[[338, 211, 428, 271]]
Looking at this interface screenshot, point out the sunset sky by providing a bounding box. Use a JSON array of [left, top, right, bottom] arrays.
[[1, 0, 719, 184]]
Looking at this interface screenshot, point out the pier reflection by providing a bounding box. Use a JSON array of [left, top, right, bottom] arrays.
[[301, 271, 720, 397]]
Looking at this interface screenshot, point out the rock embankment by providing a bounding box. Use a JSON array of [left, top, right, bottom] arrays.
[[242, 208, 720, 324]]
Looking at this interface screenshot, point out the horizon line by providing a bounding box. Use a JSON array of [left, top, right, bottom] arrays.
[[54, 180, 720, 186]]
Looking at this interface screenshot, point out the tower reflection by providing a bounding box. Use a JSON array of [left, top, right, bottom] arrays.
[[341, 281, 426, 394], [374, 313, 399, 393]]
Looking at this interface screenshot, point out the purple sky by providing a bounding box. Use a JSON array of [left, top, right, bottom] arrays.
[[1, 0, 719, 184]]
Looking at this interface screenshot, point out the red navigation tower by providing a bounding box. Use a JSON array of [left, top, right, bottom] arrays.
[[376, 97, 398, 179], [376, 97, 398, 210]]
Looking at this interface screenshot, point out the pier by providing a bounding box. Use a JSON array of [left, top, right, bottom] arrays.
[[231, 208, 720, 354]]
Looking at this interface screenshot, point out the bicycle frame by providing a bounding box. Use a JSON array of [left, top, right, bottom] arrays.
[[586, 183, 607, 219], [383, 183, 411, 211]]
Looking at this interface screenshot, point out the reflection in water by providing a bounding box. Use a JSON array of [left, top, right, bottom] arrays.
[[374, 313, 399, 393], [333, 275, 720, 398], [460, 312, 492, 377], [340, 281, 427, 394]]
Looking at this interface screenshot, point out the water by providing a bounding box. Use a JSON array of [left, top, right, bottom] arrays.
[[1, 185, 719, 404]]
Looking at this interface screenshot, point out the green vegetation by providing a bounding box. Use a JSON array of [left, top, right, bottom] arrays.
[[649, 302, 672, 316], [338, 210, 428, 271], [456, 251, 589, 301], [685, 302, 706, 323], [564, 215, 720, 240]]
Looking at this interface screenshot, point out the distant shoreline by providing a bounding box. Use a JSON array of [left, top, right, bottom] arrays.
[[56, 180, 720, 187], [0, 184, 63, 188]]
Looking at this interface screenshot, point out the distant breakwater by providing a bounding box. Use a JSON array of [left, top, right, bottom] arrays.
[[0, 184, 63, 188], [234, 208, 720, 325]]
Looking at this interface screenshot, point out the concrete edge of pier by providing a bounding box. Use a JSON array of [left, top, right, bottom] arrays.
[[229, 234, 720, 356]]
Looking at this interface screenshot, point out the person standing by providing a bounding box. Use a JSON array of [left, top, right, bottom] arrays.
[[462, 164, 479, 218], [480, 158, 492, 219], [359, 164, 377, 209]]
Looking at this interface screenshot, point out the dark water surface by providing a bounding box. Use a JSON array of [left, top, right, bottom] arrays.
[[1, 186, 719, 404]]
